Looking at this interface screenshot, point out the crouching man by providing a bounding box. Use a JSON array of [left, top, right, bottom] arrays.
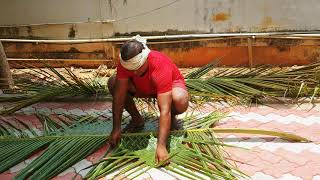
[[107, 35, 189, 164]]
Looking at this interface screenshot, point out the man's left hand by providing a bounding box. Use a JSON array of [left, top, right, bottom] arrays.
[[155, 145, 169, 166], [109, 128, 121, 147]]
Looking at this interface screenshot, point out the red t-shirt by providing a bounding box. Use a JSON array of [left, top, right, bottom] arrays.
[[117, 50, 186, 97]]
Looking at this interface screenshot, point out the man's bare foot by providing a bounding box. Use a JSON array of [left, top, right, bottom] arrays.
[[170, 116, 182, 130], [122, 119, 145, 133]]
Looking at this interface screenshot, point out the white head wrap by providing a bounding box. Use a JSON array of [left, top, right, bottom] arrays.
[[120, 35, 151, 71]]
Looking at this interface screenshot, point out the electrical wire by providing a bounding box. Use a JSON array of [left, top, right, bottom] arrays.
[[113, 0, 180, 22], [0, 0, 180, 27]]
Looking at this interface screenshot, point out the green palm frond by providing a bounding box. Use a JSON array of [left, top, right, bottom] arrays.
[[15, 136, 105, 180], [0, 110, 308, 179], [85, 127, 307, 180], [0, 113, 111, 178], [0, 138, 51, 173], [86, 131, 244, 180], [185, 60, 219, 79], [183, 111, 224, 129], [0, 117, 39, 138]]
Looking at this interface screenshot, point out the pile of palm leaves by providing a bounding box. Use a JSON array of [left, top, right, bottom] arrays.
[[0, 63, 313, 179], [2, 62, 320, 115], [1, 66, 109, 115], [185, 62, 320, 104]]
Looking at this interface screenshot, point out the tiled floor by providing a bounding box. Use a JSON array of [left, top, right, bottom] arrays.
[[215, 105, 320, 180], [1, 101, 320, 180]]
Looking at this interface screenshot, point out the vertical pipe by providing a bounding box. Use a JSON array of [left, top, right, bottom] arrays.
[[247, 37, 253, 68]]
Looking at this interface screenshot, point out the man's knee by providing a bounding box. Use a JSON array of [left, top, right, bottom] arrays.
[[172, 87, 189, 114], [107, 75, 136, 96]]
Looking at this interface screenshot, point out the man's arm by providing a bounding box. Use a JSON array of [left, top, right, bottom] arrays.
[[156, 91, 172, 164], [109, 78, 129, 146]]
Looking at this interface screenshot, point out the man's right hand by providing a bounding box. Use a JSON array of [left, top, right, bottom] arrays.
[[109, 129, 121, 147]]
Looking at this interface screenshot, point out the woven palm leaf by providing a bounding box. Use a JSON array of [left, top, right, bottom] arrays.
[[0, 110, 308, 179]]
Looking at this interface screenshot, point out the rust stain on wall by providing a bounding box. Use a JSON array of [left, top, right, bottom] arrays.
[[212, 13, 230, 22], [253, 46, 311, 66], [267, 39, 302, 52], [261, 16, 274, 29]]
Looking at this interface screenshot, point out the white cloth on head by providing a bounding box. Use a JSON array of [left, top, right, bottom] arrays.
[[120, 35, 150, 71]]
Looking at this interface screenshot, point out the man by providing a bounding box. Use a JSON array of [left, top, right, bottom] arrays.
[[108, 35, 189, 164]]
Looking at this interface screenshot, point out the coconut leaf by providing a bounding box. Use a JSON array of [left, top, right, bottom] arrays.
[[85, 126, 308, 179], [186, 62, 320, 104], [0, 138, 51, 173], [85, 132, 244, 180], [0, 110, 309, 179], [0, 62, 315, 179], [3, 62, 320, 115], [0, 66, 109, 115], [14, 136, 106, 180]]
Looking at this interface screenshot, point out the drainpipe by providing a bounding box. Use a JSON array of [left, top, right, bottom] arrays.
[[1, 32, 320, 43]]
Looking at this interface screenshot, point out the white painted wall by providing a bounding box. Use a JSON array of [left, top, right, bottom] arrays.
[[0, 0, 103, 25], [0, 0, 319, 36], [108, 0, 320, 34]]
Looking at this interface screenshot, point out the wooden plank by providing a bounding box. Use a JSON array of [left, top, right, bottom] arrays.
[[7, 58, 115, 69]]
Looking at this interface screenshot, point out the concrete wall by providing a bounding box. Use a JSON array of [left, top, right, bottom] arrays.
[[108, 0, 320, 34], [0, 0, 320, 38], [0, 0, 104, 25], [0, 22, 114, 39], [0, 0, 113, 39]]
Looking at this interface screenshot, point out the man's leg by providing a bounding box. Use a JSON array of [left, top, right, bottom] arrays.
[[171, 87, 189, 129], [108, 75, 144, 132]]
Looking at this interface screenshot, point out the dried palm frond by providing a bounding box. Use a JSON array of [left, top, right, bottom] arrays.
[[0, 66, 109, 115], [2, 62, 320, 115], [186, 62, 320, 104]]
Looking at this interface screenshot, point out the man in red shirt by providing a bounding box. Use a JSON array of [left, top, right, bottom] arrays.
[[108, 35, 189, 164]]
